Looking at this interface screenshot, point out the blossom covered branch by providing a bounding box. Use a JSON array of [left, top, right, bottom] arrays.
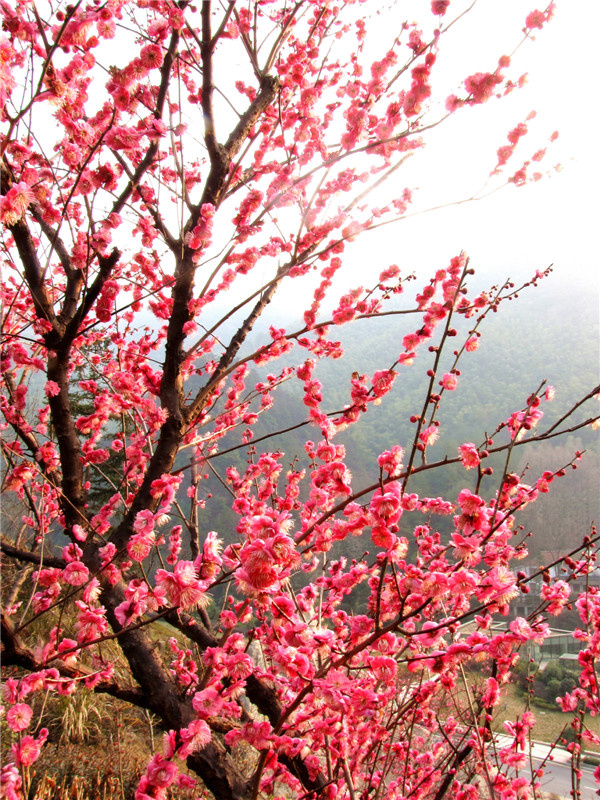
[[1, 2, 597, 800]]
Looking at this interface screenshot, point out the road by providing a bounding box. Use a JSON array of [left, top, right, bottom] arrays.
[[530, 757, 598, 799], [495, 736, 599, 799]]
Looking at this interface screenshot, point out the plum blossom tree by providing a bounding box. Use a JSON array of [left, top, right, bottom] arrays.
[[1, 1, 599, 799]]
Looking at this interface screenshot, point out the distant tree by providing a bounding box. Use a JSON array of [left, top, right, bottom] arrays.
[[1, 2, 599, 800]]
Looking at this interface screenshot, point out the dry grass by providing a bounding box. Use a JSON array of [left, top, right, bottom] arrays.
[[28, 740, 200, 800], [31, 772, 123, 800], [28, 738, 151, 800]]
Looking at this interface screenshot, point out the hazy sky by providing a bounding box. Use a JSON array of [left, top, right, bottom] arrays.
[[358, 0, 599, 286], [258, 0, 600, 321], [69, 1, 598, 321]]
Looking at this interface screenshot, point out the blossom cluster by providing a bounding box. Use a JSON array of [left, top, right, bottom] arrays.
[[1, 2, 598, 799]]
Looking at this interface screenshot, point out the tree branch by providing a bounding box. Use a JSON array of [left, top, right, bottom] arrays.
[[0, 614, 146, 707], [4, 216, 58, 330], [1, 539, 65, 569], [111, 26, 182, 217]]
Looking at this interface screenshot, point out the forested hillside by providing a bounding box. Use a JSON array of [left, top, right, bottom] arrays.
[[18, 271, 595, 577], [201, 272, 599, 569]]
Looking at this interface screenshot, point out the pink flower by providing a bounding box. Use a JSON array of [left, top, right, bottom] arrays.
[[459, 443, 480, 470], [196, 531, 223, 580], [511, 776, 534, 799], [541, 580, 570, 615], [178, 719, 211, 756], [114, 579, 162, 626], [370, 485, 402, 523], [419, 425, 439, 448], [422, 571, 450, 598], [371, 525, 397, 549], [377, 445, 404, 477], [401, 493, 421, 511], [133, 510, 155, 535], [235, 532, 298, 595], [457, 489, 485, 516], [44, 381, 61, 397], [414, 621, 444, 648], [372, 369, 396, 398], [135, 777, 164, 800], [509, 167, 528, 187], [509, 617, 535, 642], [150, 473, 182, 512], [145, 755, 177, 788], [445, 94, 463, 113], [441, 372, 458, 391], [75, 601, 109, 642], [11, 730, 47, 767], [369, 655, 398, 682], [481, 676, 500, 708], [95, 279, 119, 322], [499, 748, 528, 769], [6, 703, 33, 732], [72, 524, 87, 542], [481, 566, 518, 604], [0, 764, 22, 800], [451, 535, 482, 565], [312, 461, 352, 496], [0, 182, 35, 226], [155, 561, 205, 609], [83, 578, 101, 604], [139, 43, 163, 69], [193, 687, 224, 718], [56, 638, 79, 666], [62, 561, 89, 586], [127, 532, 156, 562], [525, 9, 546, 30], [464, 72, 502, 103], [431, 0, 450, 15], [62, 543, 83, 563]]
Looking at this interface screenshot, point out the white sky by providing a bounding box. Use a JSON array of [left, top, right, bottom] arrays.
[[249, 0, 599, 326], [352, 0, 599, 286], [33, 1, 597, 322]]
